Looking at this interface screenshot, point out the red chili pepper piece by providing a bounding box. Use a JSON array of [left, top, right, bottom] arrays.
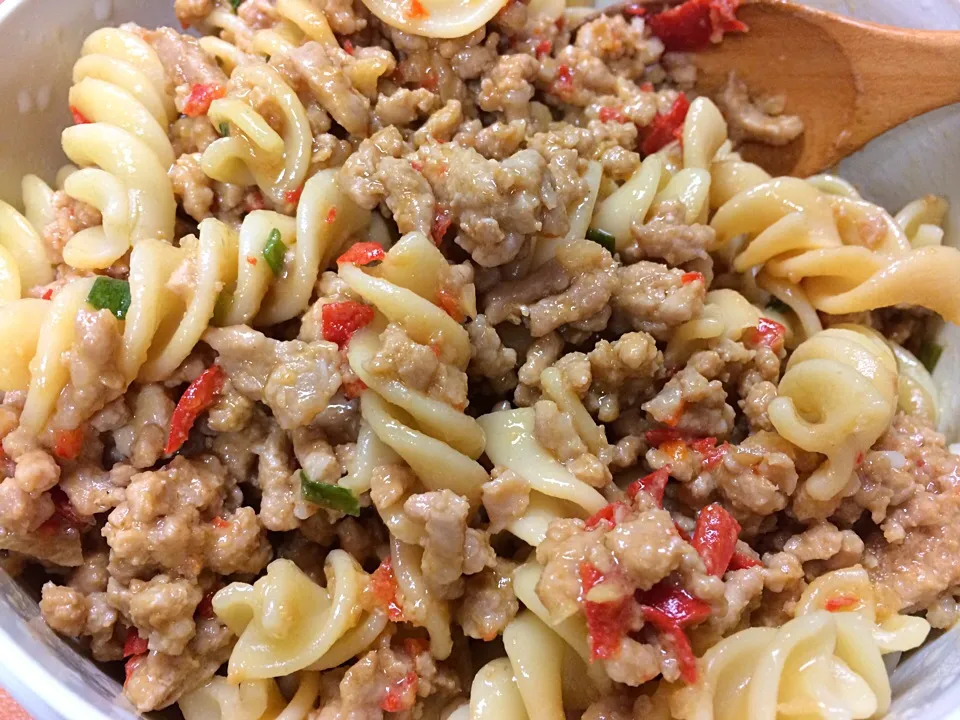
[[825, 594, 860, 612], [165, 365, 226, 455], [584, 501, 629, 531], [636, 583, 712, 627], [182, 83, 226, 118], [647, 0, 747, 52], [53, 428, 84, 461], [41, 288, 53, 300], [123, 628, 149, 658], [211, 516, 231, 529], [381, 672, 419, 712], [579, 562, 630, 661], [342, 39, 355, 55], [599, 106, 629, 123], [436, 288, 464, 323], [370, 556, 404, 621], [640, 81, 654, 93], [689, 437, 718, 455], [38, 487, 92, 536], [623, 4, 646, 16], [554, 64, 575, 98], [681, 271, 704, 285], [321, 301, 375, 348], [641, 94, 691, 156], [326, 206, 338, 224], [535, 39, 552, 57], [285, 186, 304, 205], [70, 106, 91, 125], [343, 378, 368, 399], [431, 208, 452, 245], [743, 318, 787, 352], [406, 0, 429, 19], [337, 242, 386, 266], [645, 428, 686, 447], [640, 606, 699, 683], [244, 190, 268, 212], [691, 503, 741, 576], [124, 655, 146, 686], [627, 467, 670, 507], [728, 550, 762, 570]]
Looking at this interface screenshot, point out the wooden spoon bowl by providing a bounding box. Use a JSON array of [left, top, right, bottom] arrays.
[[687, 0, 960, 177]]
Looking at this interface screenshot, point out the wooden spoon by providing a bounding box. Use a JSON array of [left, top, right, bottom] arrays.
[[686, 0, 960, 177]]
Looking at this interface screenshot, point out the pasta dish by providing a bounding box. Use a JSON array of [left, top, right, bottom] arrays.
[[0, 0, 958, 717]]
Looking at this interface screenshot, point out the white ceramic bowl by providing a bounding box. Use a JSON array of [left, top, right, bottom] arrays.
[[2, 0, 960, 718]]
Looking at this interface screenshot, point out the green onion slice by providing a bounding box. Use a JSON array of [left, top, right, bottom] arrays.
[[218, 122, 229, 137], [263, 228, 287, 276], [230, 0, 243, 11], [300, 472, 360, 516], [86, 277, 131, 320], [586, 227, 616, 253], [766, 297, 791, 315], [918, 341, 943, 373]]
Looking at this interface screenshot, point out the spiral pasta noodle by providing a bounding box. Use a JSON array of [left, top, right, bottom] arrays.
[[768, 326, 898, 502], [212, 553, 379, 681], [340, 231, 488, 502], [478, 406, 606, 547], [671, 567, 930, 720], [60, 27, 177, 269], [178, 673, 319, 720]]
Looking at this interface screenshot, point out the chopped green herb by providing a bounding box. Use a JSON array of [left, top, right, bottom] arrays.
[[86, 277, 131, 320], [218, 122, 230, 137], [586, 227, 616, 253], [918, 341, 944, 373], [263, 228, 287, 276], [230, 0, 243, 12], [766, 297, 791, 315], [300, 472, 360, 516]]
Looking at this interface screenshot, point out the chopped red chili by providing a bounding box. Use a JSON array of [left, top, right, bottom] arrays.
[[246, 256, 258, 266], [165, 365, 226, 455], [432, 208, 452, 245], [645, 428, 685, 447], [554, 64, 575, 98], [337, 242, 385, 266], [37, 487, 92, 536], [343, 379, 368, 399], [244, 189, 268, 212], [381, 672, 418, 712], [641, 94, 691, 156], [699, 442, 728, 471], [584, 501, 629, 531], [370, 556, 404, 621], [579, 562, 631, 661], [825, 594, 860, 612], [640, 81, 654, 92], [41, 288, 53, 300], [728, 550, 762, 570], [70, 106, 91, 125], [211, 516, 231, 529], [182, 83, 226, 118], [623, 4, 647, 16], [436, 288, 464, 323], [681, 271, 704, 285], [636, 583, 711, 627], [196, 591, 216, 619], [285, 186, 304, 205], [123, 628, 149, 658], [640, 606, 698, 683], [123, 655, 146, 686], [342, 39, 355, 55], [401, 637, 430, 657], [326, 206, 338, 224], [743, 318, 787, 352], [598, 106, 629, 123], [535, 39, 552, 57], [647, 0, 747, 52], [406, 0, 429, 18], [322, 301, 375, 348], [627, 467, 670, 507], [691, 503, 741, 576], [53, 428, 84, 461]]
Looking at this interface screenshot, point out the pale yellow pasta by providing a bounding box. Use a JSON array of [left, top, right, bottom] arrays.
[[340, 232, 487, 500], [503, 610, 567, 720], [391, 535, 453, 659], [592, 154, 662, 249], [665, 289, 763, 365], [769, 326, 898, 502], [535, 161, 602, 265], [894, 194, 949, 248], [478, 407, 607, 520], [178, 677, 287, 720], [358, 0, 509, 39], [890, 343, 939, 425], [470, 658, 529, 720], [0, 201, 54, 294], [20, 174, 57, 239], [0, 299, 49, 392], [213, 552, 366, 681], [202, 62, 312, 204], [671, 567, 930, 720]]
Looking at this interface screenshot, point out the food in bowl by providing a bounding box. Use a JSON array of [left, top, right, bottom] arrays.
[[0, 0, 958, 717]]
